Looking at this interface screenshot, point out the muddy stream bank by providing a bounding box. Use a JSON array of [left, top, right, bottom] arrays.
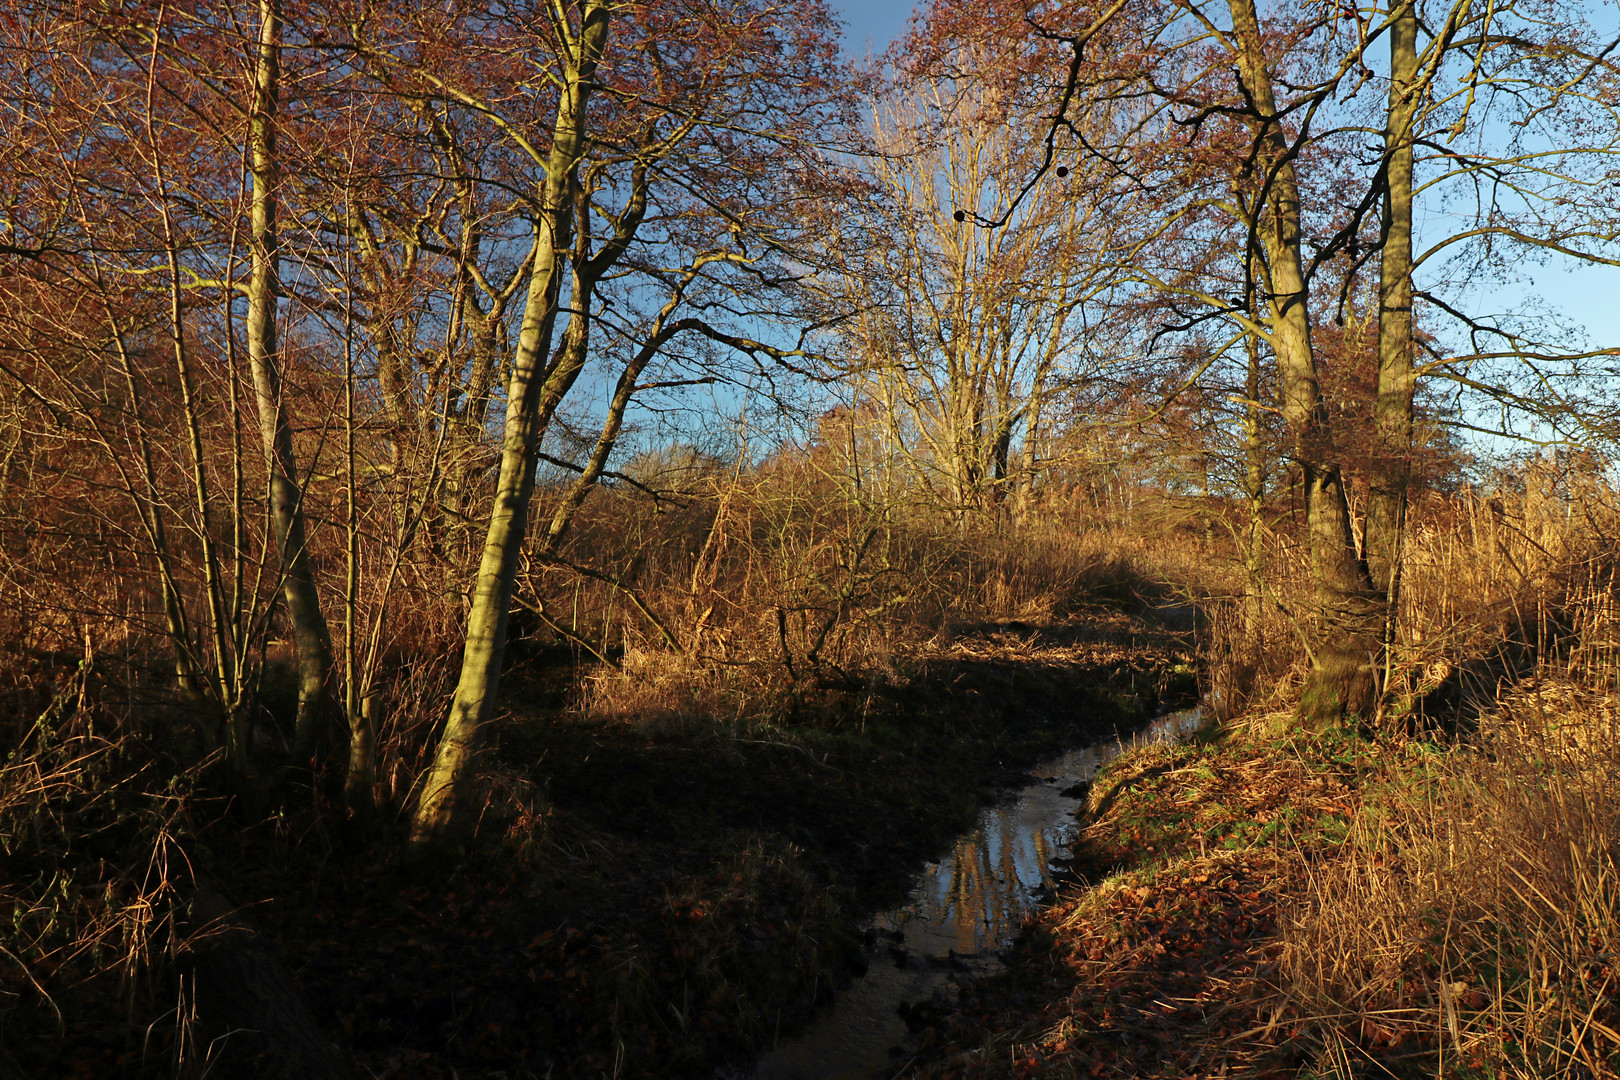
[[749, 706, 1207, 1080]]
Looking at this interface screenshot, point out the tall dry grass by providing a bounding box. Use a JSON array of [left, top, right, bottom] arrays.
[[1392, 461, 1620, 718], [529, 458, 1204, 731], [1274, 457, 1620, 1078], [1281, 680, 1620, 1078], [0, 726, 195, 1075], [1191, 455, 1620, 726]]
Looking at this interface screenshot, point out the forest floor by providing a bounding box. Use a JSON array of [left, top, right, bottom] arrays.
[[19, 610, 1617, 1080], [168, 605, 1199, 1080]]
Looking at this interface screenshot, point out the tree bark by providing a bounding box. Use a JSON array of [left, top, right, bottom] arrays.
[[409, 0, 612, 853], [1227, 0, 1380, 725], [1242, 325, 1266, 639], [1366, 0, 1419, 689], [246, 0, 335, 762]]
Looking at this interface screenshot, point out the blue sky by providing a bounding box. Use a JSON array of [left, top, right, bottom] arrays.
[[832, 0, 916, 58]]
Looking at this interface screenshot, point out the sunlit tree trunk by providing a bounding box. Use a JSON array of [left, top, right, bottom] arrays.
[[1227, 0, 1379, 725], [245, 0, 335, 761], [1013, 308, 1066, 527], [1242, 325, 1267, 639], [409, 0, 612, 853], [340, 277, 375, 811], [1366, 0, 1419, 690]]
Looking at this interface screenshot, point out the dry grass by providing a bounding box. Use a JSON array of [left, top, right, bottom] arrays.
[[579, 645, 773, 734], [1280, 679, 1620, 1078], [1184, 458, 1620, 730], [905, 674, 1620, 1079], [10, 437, 1618, 1077], [0, 728, 193, 1076], [1262, 466, 1620, 1077], [547, 468, 1205, 733], [899, 466, 1620, 1080], [560, 457, 1620, 744]]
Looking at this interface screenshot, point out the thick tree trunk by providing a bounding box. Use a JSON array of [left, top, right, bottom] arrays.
[[1366, 0, 1419, 691], [461, 305, 503, 435], [348, 205, 418, 477], [247, 0, 335, 761], [989, 414, 1013, 502], [1227, 0, 1380, 725], [409, 1, 612, 853]]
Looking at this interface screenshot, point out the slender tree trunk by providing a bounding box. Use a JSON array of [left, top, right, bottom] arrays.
[[1366, 0, 1419, 694], [1227, 0, 1380, 725], [409, 1, 612, 853], [1242, 326, 1266, 638], [246, 0, 335, 763], [166, 243, 246, 766], [341, 284, 376, 811], [109, 332, 212, 728]]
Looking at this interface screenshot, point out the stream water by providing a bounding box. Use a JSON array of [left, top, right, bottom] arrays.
[[749, 706, 1206, 1080]]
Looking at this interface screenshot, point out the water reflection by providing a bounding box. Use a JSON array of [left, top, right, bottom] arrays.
[[750, 707, 1203, 1080]]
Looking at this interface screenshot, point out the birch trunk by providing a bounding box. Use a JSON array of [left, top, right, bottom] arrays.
[[246, 0, 335, 761], [409, 0, 612, 852], [1227, 0, 1380, 725], [1366, 1, 1419, 674]]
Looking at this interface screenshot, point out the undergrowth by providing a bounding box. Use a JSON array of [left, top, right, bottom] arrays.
[[0, 726, 194, 1076], [1282, 679, 1620, 1079]]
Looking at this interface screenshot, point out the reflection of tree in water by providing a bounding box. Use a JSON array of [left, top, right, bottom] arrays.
[[927, 806, 1066, 953], [996, 818, 1019, 931], [941, 836, 982, 951]]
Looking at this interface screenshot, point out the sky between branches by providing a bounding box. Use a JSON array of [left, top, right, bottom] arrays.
[[830, 0, 1619, 372]]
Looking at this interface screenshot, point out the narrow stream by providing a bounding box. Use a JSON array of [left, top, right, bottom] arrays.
[[749, 707, 1205, 1080]]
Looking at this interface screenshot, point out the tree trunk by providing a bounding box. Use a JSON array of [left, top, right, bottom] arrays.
[[1014, 308, 1066, 528], [1366, 0, 1419, 693], [461, 304, 503, 435], [1014, 400, 1040, 526], [409, 0, 612, 854], [1242, 326, 1266, 639], [341, 320, 375, 812], [1227, 0, 1380, 726], [246, 0, 335, 762]]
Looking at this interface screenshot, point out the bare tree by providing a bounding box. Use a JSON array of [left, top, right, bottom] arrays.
[[827, 29, 1140, 527], [399, 0, 613, 851], [1021, 0, 1619, 722]]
